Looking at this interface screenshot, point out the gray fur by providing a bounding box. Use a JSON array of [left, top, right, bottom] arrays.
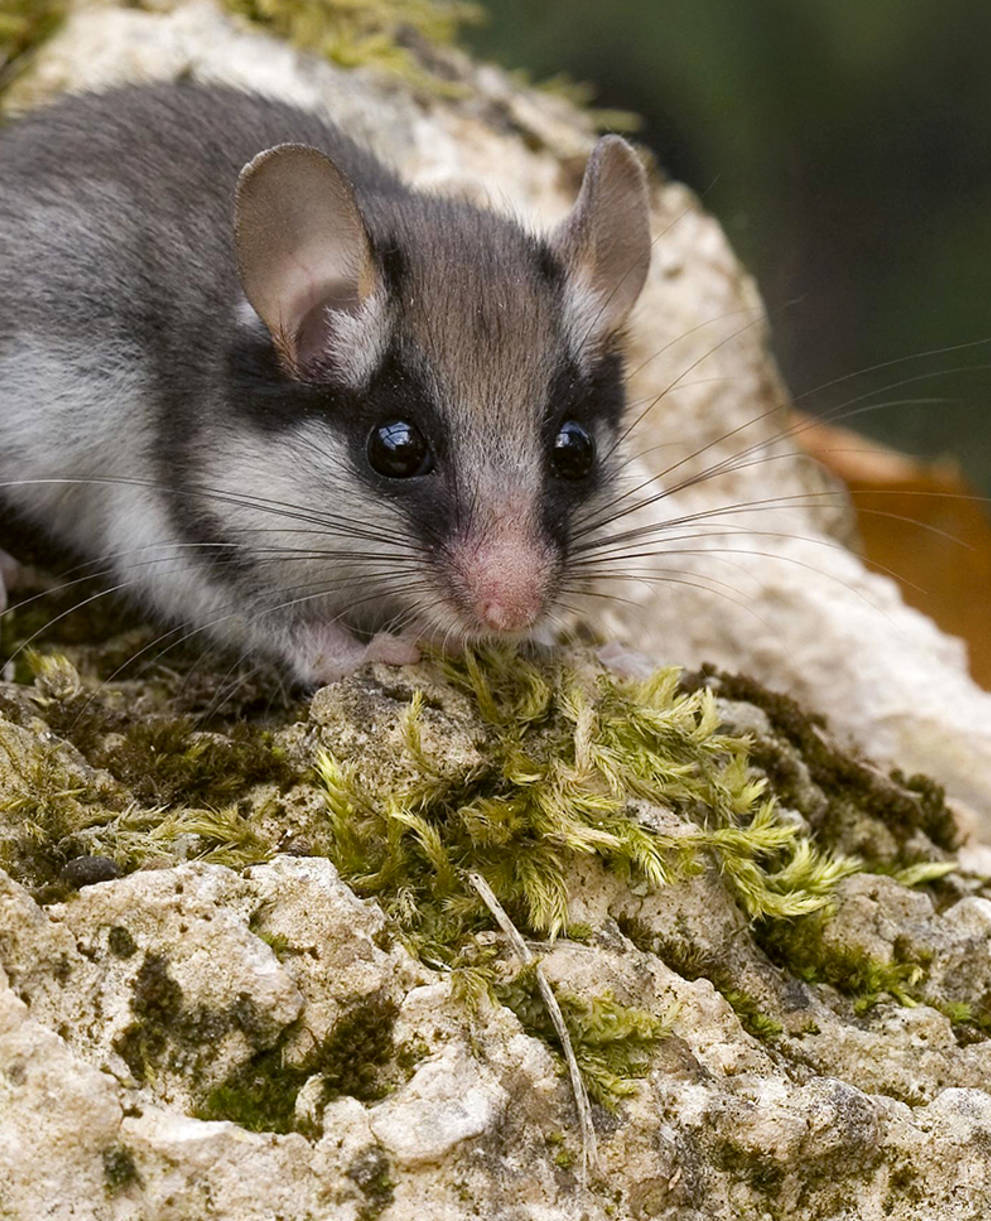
[[0, 83, 650, 682]]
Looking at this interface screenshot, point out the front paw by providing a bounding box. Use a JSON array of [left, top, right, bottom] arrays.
[[290, 621, 420, 686], [363, 632, 421, 667]]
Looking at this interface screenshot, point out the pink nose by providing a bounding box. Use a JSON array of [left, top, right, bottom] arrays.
[[478, 594, 541, 632], [453, 533, 548, 633]]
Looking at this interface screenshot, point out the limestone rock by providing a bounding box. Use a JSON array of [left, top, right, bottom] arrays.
[[0, 654, 989, 1217], [6, 846, 991, 1218]]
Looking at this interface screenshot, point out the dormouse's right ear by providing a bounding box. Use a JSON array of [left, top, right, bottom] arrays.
[[551, 135, 651, 343], [234, 143, 378, 375]]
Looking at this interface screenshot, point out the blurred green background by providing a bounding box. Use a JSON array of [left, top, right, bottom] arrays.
[[468, 0, 991, 493]]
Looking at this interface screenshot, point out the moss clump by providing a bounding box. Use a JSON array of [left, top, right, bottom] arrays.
[[0, 736, 127, 894], [197, 1042, 307, 1135], [87, 803, 276, 875], [322, 650, 856, 952], [713, 1141, 785, 1198], [107, 925, 138, 959], [320, 647, 857, 1102], [681, 666, 960, 854], [938, 999, 991, 1044], [759, 910, 925, 1013], [720, 989, 784, 1041], [101, 1145, 140, 1196], [0, 0, 64, 93], [91, 716, 299, 808], [0, 648, 300, 890], [113, 954, 284, 1085], [496, 965, 670, 1109], [197, 993, 399, 1134], [112, 954, 185, 1083], [224, 0, 482, 92], [346, 1145, 395, 1221], [318, 994, 399, 1101]]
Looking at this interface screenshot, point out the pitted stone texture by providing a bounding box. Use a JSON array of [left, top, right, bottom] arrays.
[[244, 854, 427, 1060], [370, 1048, 508, 1165], [3, 855, 991, 1217], [4, 865, 304, 1108], [0, 965, 125, 1215]]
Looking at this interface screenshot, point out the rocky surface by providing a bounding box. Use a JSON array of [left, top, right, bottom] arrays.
[[0, 647, 990, 1219], [2, 3, 991, 1219], [5, 852, 990, 1221]]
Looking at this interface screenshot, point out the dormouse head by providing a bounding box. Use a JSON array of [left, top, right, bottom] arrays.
[[232, 134, 651, 650]]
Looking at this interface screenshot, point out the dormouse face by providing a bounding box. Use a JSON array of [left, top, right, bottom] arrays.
[[231, 135, 651, 648]]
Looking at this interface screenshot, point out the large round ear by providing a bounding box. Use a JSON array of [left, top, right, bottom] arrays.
[[551, 135, 651, 340], [234, 143, 379, 374]]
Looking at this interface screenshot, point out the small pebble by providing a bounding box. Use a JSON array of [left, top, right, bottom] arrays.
[[59, 856, 120, 889]]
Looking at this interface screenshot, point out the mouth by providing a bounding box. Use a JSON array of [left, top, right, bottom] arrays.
[[303, 553, 556, 653], [367, 597, 550, 654]]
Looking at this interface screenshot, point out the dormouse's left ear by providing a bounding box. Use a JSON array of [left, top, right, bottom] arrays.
[[234, 143, 379, 374], [551, 135, 651, 338]]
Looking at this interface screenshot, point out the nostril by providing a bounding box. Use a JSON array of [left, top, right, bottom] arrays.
[[479, 598, 539, 632]]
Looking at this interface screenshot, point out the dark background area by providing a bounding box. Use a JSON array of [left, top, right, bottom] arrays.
[[468, 0, 991, 494]]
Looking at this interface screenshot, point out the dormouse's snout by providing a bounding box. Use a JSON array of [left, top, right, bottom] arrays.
[[446, 516, 555, 634]]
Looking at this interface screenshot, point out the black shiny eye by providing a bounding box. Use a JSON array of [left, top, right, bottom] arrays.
[[551, 420, 595, 480], [367, 419, 434, 479]]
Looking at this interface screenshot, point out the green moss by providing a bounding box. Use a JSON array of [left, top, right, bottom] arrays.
[[252, 928, 296, 959], [0, 736, 126, 893], [113, 953, 285, 1086], [495, 964, 671, 1109], [0, 0, 65, 93], [346, 1145, 395, 1221], [223, 0, 482, 93], [101, 1145, 140, 1196], [321, 650, 856, 952], [316, 647, 859, 1104], [196, 993, 399, 1134], [721, 989, 784, 1041], [318, 994, 399, 1101], [934, 998, 991, 1044], [0, 605, 304, 889], [878, 859, 958, 888], [196, 1043, 307, 1135], [682, 666, 960, 854], [113, 954, 185, 1083], [759, 910, 925, 1012], [92, 716, 298, 807], [96, 803, 276, 873], [525, 70, 642, 133], [713, 1140, 785, 1198], [107, 925, 138, 959], [0, 649, 300, 889]]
